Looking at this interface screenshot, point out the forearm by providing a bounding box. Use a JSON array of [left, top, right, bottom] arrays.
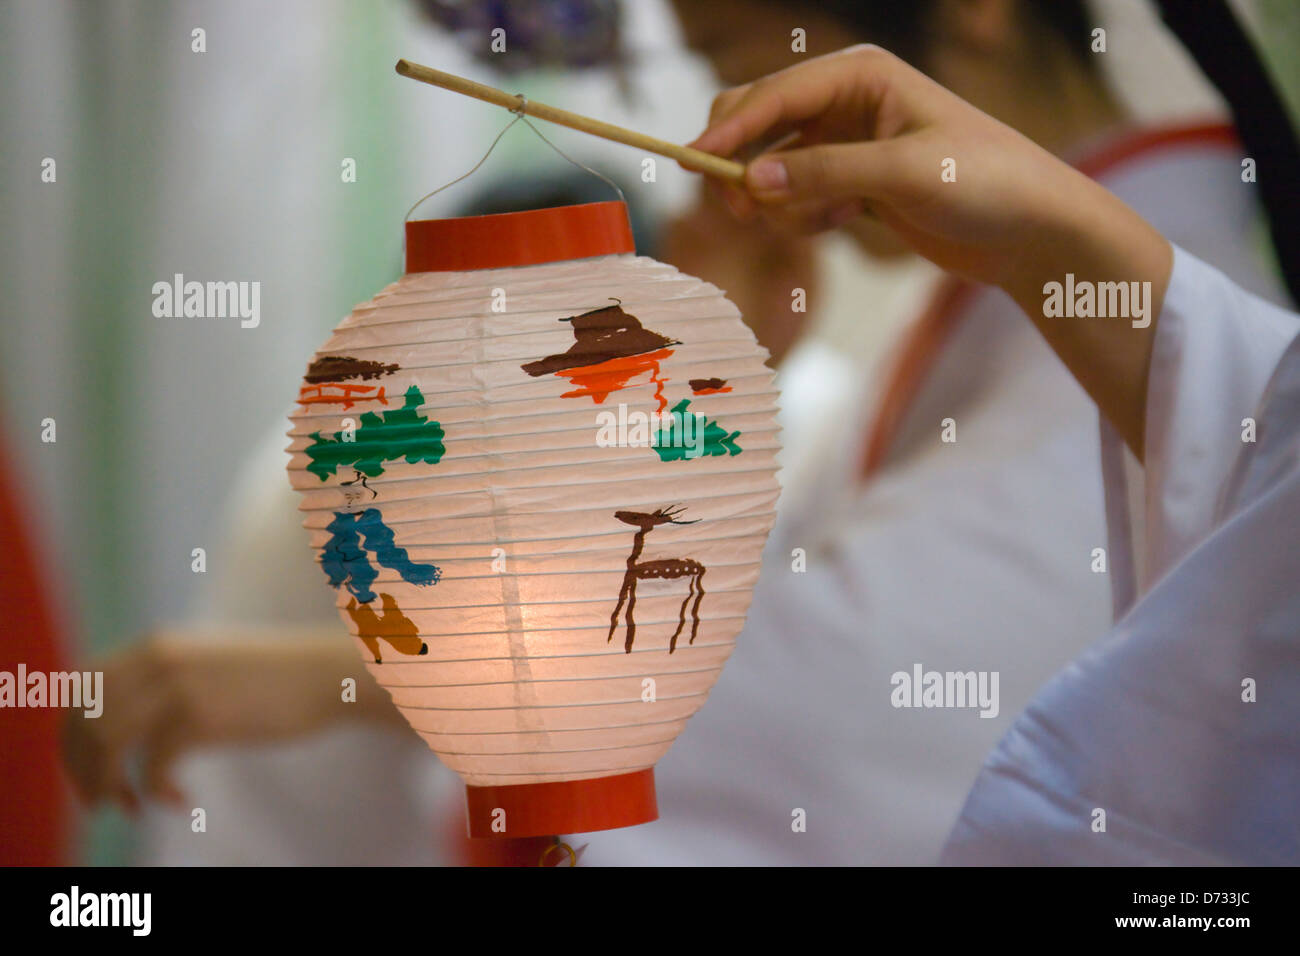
[[151, 625, 410, 731], [308, 637, 409, 729], [690, 45, 1180, 459], [1000, 167, 1173, 460], [66, 627, 411, 808]]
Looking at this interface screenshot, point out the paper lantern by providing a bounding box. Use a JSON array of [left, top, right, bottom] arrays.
[[287, 201, 780, 838]]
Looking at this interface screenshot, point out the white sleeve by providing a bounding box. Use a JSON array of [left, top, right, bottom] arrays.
[[943, 252, 1300, 866], [1100, 244, 1298, 613]]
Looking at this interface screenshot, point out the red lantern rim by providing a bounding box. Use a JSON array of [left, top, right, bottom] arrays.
[[405, 200, 636, 273], [465, 768, 658, 838]]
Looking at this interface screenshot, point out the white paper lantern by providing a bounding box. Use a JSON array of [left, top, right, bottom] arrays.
[[287, 201, 780, 837]]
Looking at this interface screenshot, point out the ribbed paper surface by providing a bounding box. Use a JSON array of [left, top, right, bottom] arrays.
[[287, 253, 780, 786]]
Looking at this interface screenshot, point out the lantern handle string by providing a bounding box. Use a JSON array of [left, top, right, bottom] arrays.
[[403, 94, 626, 223]]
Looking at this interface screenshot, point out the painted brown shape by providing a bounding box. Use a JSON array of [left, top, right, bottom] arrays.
[[607, 506, 706, 654], [346, 593, 428, 663], [300, 355, 401, 409], [689, 377, 732, 395], [305, 355, 400, 383], [522, 301, 679, 377]]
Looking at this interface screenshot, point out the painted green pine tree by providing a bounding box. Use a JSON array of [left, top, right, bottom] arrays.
[[652, 398, 742, 461], [306, 384, 445, 480]]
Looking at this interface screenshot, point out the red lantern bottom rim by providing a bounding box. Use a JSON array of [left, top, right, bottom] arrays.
[[465, 768, 658, 838]]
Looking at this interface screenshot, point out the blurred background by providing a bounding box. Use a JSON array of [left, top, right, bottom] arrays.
[[1, 0, 1296, 865]]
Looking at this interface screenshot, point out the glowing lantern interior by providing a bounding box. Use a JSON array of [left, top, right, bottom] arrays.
[[287, 202, 780, 837]]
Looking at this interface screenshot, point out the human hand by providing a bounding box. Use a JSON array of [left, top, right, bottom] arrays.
[[63, 630, 403, 811], [688, 45, 1172, 455]]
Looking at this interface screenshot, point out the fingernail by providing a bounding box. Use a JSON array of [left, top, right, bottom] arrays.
[[748, 158, 788, 193]]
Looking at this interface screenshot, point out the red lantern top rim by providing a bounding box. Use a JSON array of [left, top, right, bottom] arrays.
[[405, 200, 636, 273]]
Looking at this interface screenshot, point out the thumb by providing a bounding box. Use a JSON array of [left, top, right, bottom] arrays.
[[745, 141, 897, 205]]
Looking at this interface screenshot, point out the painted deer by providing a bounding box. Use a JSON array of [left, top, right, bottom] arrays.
[[608, 506, 706, 654]]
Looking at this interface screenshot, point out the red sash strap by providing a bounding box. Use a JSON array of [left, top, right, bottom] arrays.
[[858, 122, 1240, 481]]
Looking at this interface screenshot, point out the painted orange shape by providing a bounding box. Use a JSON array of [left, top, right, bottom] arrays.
[[297, 382, 389, 410], [346, 593, 428, 663], [558, 347, 674, 412]]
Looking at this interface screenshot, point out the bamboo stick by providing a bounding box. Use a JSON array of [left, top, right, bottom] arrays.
[[395, 59, 747, 184]]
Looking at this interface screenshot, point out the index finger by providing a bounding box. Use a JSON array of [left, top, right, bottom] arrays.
[[688, 45, 899, 161]]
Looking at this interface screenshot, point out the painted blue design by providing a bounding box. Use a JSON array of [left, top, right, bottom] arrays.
[[321, 508, 441, 603]]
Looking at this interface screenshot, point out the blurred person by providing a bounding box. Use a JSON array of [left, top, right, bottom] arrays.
[[62, 0, 1295, 867], [575, 0, 1291, 865], [71, 426, 454, 866], [683, 43, 1300, 864]]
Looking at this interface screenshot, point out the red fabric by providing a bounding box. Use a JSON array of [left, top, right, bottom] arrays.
[[859, 121, 1240, 480], [1069, 121, 1239, 181], [857, 278, 977, 478], [0, 437, 71, 865]]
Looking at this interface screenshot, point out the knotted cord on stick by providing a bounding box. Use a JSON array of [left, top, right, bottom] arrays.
[[395, 58, 746, 184]]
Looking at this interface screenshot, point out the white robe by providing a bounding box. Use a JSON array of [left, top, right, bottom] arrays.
[[942, 246, 1300, 865]]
